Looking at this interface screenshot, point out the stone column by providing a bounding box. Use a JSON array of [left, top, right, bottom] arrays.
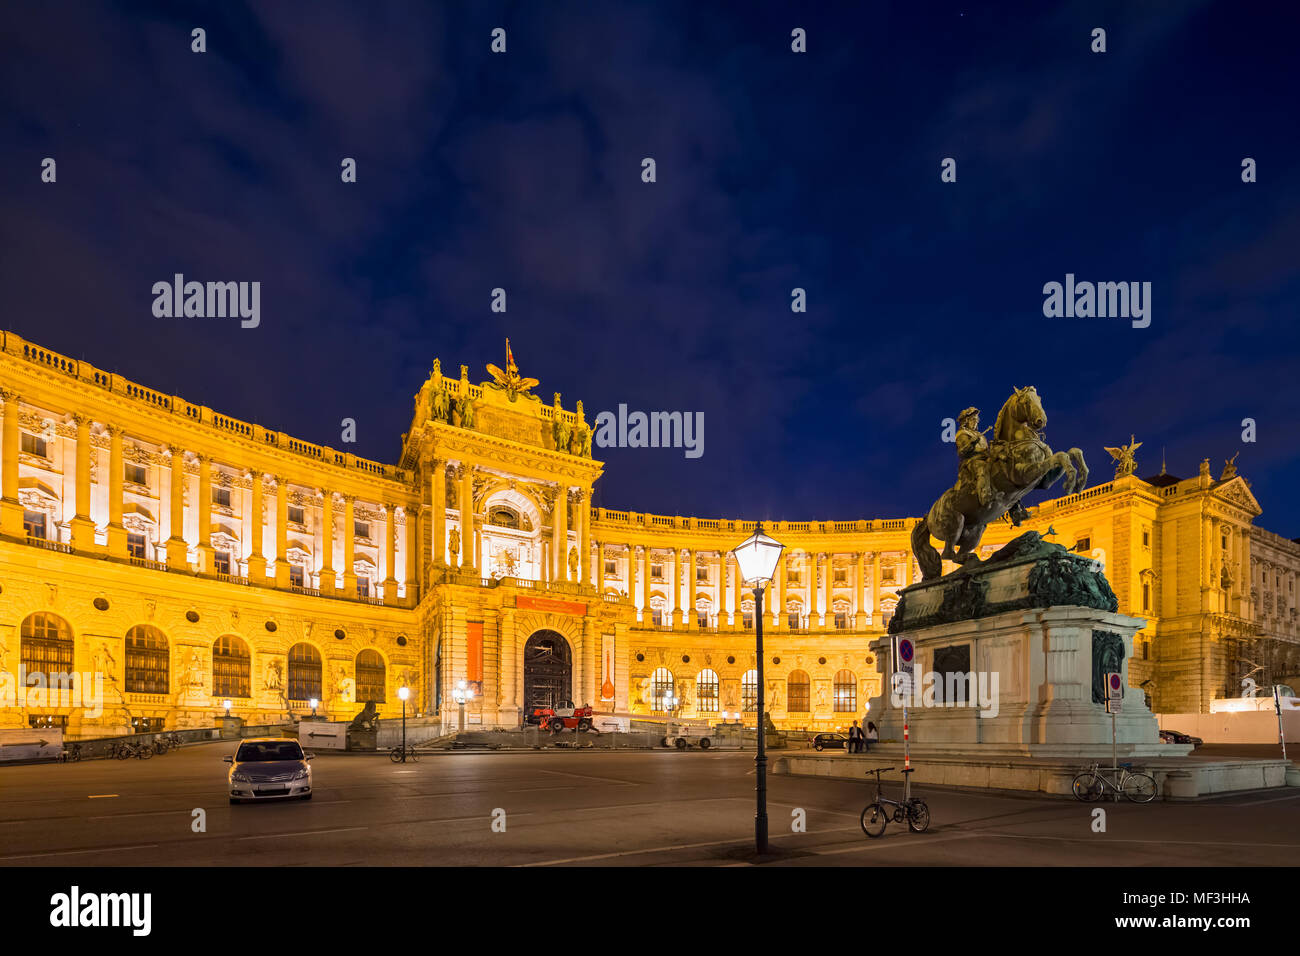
[[165, 446, 188, 568], [675, 548, 685, 625], [855, 551, 868, 629], [405, 506, 418, 600], [342, 495, 357, 594], [821, 552, 832, 626], [579, 489, 592, 586], [460, 465, 476, 573], [196, 453, 212, 571], [384, 502, 399, 599], [248, 472, 266, 580], [70, 414, 96, 550], [0, 390, 22, 537], [596, 541, 605, 594], [627, 543, 638, 607], [320, 490, 335, 594], [274, 476, 290, 588], [553, 485, 568, 580], [106, 425, 126, 557], [724, 551, 734, 626], [687, 548, 697, 628], [872, 551, 882, 620], [642, 548, 652, 620], [774, 555, 786, 630], [432, 459, 447, 567]]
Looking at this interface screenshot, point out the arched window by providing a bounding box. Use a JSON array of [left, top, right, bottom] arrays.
[[20, 612, 73, 675], [650, 667, 675, 712], [741, 669, 758, 712], [288, 643, 322, 701], [356, 649, 386, 703], [125, 625, 169, 694], [212, 635, 251, 699], [787, 670, 811, 712], [834, 669, 857, 712], [696, 669, 719, 713]]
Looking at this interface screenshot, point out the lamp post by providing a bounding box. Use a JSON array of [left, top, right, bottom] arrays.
[[398, 685, 410, 762], [454, 680, 473, 733], [731, 522, 785, 856], [309, 697, 318, 718], [223, 699, 232, 718]]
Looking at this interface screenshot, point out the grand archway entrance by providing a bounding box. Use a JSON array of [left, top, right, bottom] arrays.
[[523, 630, 572, 713]]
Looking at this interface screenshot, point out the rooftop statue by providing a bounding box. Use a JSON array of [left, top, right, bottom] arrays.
[[485, 338, 539, 401], [913, 386, 1089, 582], [1105, 435, 1142, 479]]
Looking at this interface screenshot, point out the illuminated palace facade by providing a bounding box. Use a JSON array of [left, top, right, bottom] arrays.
[[0, 329, 1297, 739]]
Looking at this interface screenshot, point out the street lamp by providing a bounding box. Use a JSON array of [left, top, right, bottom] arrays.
[[309, 697, 318, 718], [731, 522, 785, 856], [453, 680, 474, 733], [223, 699, 233, 717], [398, 685, 410, 762]]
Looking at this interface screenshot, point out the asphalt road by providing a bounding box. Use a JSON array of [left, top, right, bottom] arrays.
[[1, 743, 1297, 866]]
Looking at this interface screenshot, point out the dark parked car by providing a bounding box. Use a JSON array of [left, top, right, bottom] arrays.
[[812, 732, 849, 751], [1159, 729, 1203, 748]]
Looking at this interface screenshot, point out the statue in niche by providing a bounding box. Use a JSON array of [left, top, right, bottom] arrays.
[[448, 527, 461, 559], [264, 659, 283, 691], [452, 394, 476, 429], [335, 666, 355, 704], [568, 546, 579, 578], [553, 409, 571, 454]]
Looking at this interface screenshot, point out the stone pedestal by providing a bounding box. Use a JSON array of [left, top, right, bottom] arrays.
[[218, 716, 244, 739], [869, 531, 1172, 759]]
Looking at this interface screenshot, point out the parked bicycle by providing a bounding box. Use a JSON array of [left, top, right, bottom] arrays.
[[57, 743, 82, 763], [1071, 762, 1157, 803], [860, 767, 931, 837], [389, 744, 420, 763], [112, 740, 154, 760]]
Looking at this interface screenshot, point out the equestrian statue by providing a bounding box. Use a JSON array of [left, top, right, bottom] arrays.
[[912, 386, 1088, 582]]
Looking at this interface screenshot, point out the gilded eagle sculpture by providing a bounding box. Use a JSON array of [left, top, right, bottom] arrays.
[[912, 386, 1088, 582], [485, 339, 539, 401]]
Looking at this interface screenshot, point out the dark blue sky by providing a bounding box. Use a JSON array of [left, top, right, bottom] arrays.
[[2, 1, 1298, 532]]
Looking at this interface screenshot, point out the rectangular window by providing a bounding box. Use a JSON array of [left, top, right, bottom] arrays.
[[651, 608, 663, 627], [20, 432, 48, 457], [833, 568, 847, 584], [697, 675, 719, 713], [287, 505, 304, 525], [357, 578, 370, 598], [882, 567, 897, 585], [289, 565, 304, 588], [1142, 583, 1151, 612], [788, 612, 801, 630], [787, 680, 810, 713], [127, 533, 147, 559], [696, 567, 708, 581], [214, 551, 231, 575], [125, 463, 147, 485], [29, 714, 68, 729], [742, 611, 754, 629], [835, 611, 849, 629], [697, 611, 709, 628], [1074, 537, 1092, 553], [650, 564, 663, 579], [355, 520, 370, 539], [1142, 641, 1149, 661], [1142, 529, 1150, 548], [23, 510, 46, 539], [788, 571, 801, 585], [131, 717, 164, 734], [605, 559, 617, 576], [212, 487, 231, 508]]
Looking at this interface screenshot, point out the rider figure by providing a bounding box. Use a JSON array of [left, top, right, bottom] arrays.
[[956, 407, 994, 508]]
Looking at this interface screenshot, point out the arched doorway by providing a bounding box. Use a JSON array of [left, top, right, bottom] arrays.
[[523, 630, 572, 713]]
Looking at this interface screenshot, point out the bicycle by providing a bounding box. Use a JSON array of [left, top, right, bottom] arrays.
[[57, 743, 82, 763], [114, 741, 154, 760], [1071, 762, 1157, 803], [860, 767, 931, 837], [389, 744, 420, 763]]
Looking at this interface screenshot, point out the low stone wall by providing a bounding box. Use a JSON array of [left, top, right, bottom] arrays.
[[774, 747, 1294, 799]]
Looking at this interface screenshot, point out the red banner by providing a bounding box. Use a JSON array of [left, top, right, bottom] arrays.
[[516, 595, 587, 617], [467, 621, 483, 683]]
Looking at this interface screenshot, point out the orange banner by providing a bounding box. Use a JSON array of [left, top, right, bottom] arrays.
[[467, 621, 483, 683], [516, 595, 587, 617]]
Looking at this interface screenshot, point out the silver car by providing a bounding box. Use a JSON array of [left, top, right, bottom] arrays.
[[225, 737, 314, 804]]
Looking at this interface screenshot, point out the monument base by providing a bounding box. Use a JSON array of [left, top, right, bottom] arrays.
[[872, 531, 1179, 759]]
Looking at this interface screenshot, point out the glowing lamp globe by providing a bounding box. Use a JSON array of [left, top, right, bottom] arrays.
[[398, 686, 410, 702], [732, 523, 785, 586]]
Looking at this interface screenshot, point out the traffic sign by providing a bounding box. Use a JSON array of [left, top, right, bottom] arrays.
[[1106, 671, 1123, 701], [1105, 697, 1122, 714], [899, 638, 915, 665]]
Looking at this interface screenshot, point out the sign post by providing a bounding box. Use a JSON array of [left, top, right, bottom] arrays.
[[1274, 685, 1287, 760], [1105, 671, 1123, 774], [894, 636, 916, 802]]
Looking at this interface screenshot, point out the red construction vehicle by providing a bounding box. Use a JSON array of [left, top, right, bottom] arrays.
[[531, 700, 594, 733]]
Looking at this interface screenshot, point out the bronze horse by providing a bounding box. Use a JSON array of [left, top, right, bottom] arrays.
[[912, 386, 1088, 581]]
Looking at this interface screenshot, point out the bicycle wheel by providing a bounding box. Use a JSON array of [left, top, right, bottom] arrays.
[[907, 799, 931, 833], [860, 803, 888, 838], [1071, 773, 1103, 802], [138, 746, 153, 759], [389, 748, 403, 763], [1121, 772, 1157, 803]]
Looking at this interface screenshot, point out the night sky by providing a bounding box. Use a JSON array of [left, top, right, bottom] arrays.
[[2, 1, 1297, 533]]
